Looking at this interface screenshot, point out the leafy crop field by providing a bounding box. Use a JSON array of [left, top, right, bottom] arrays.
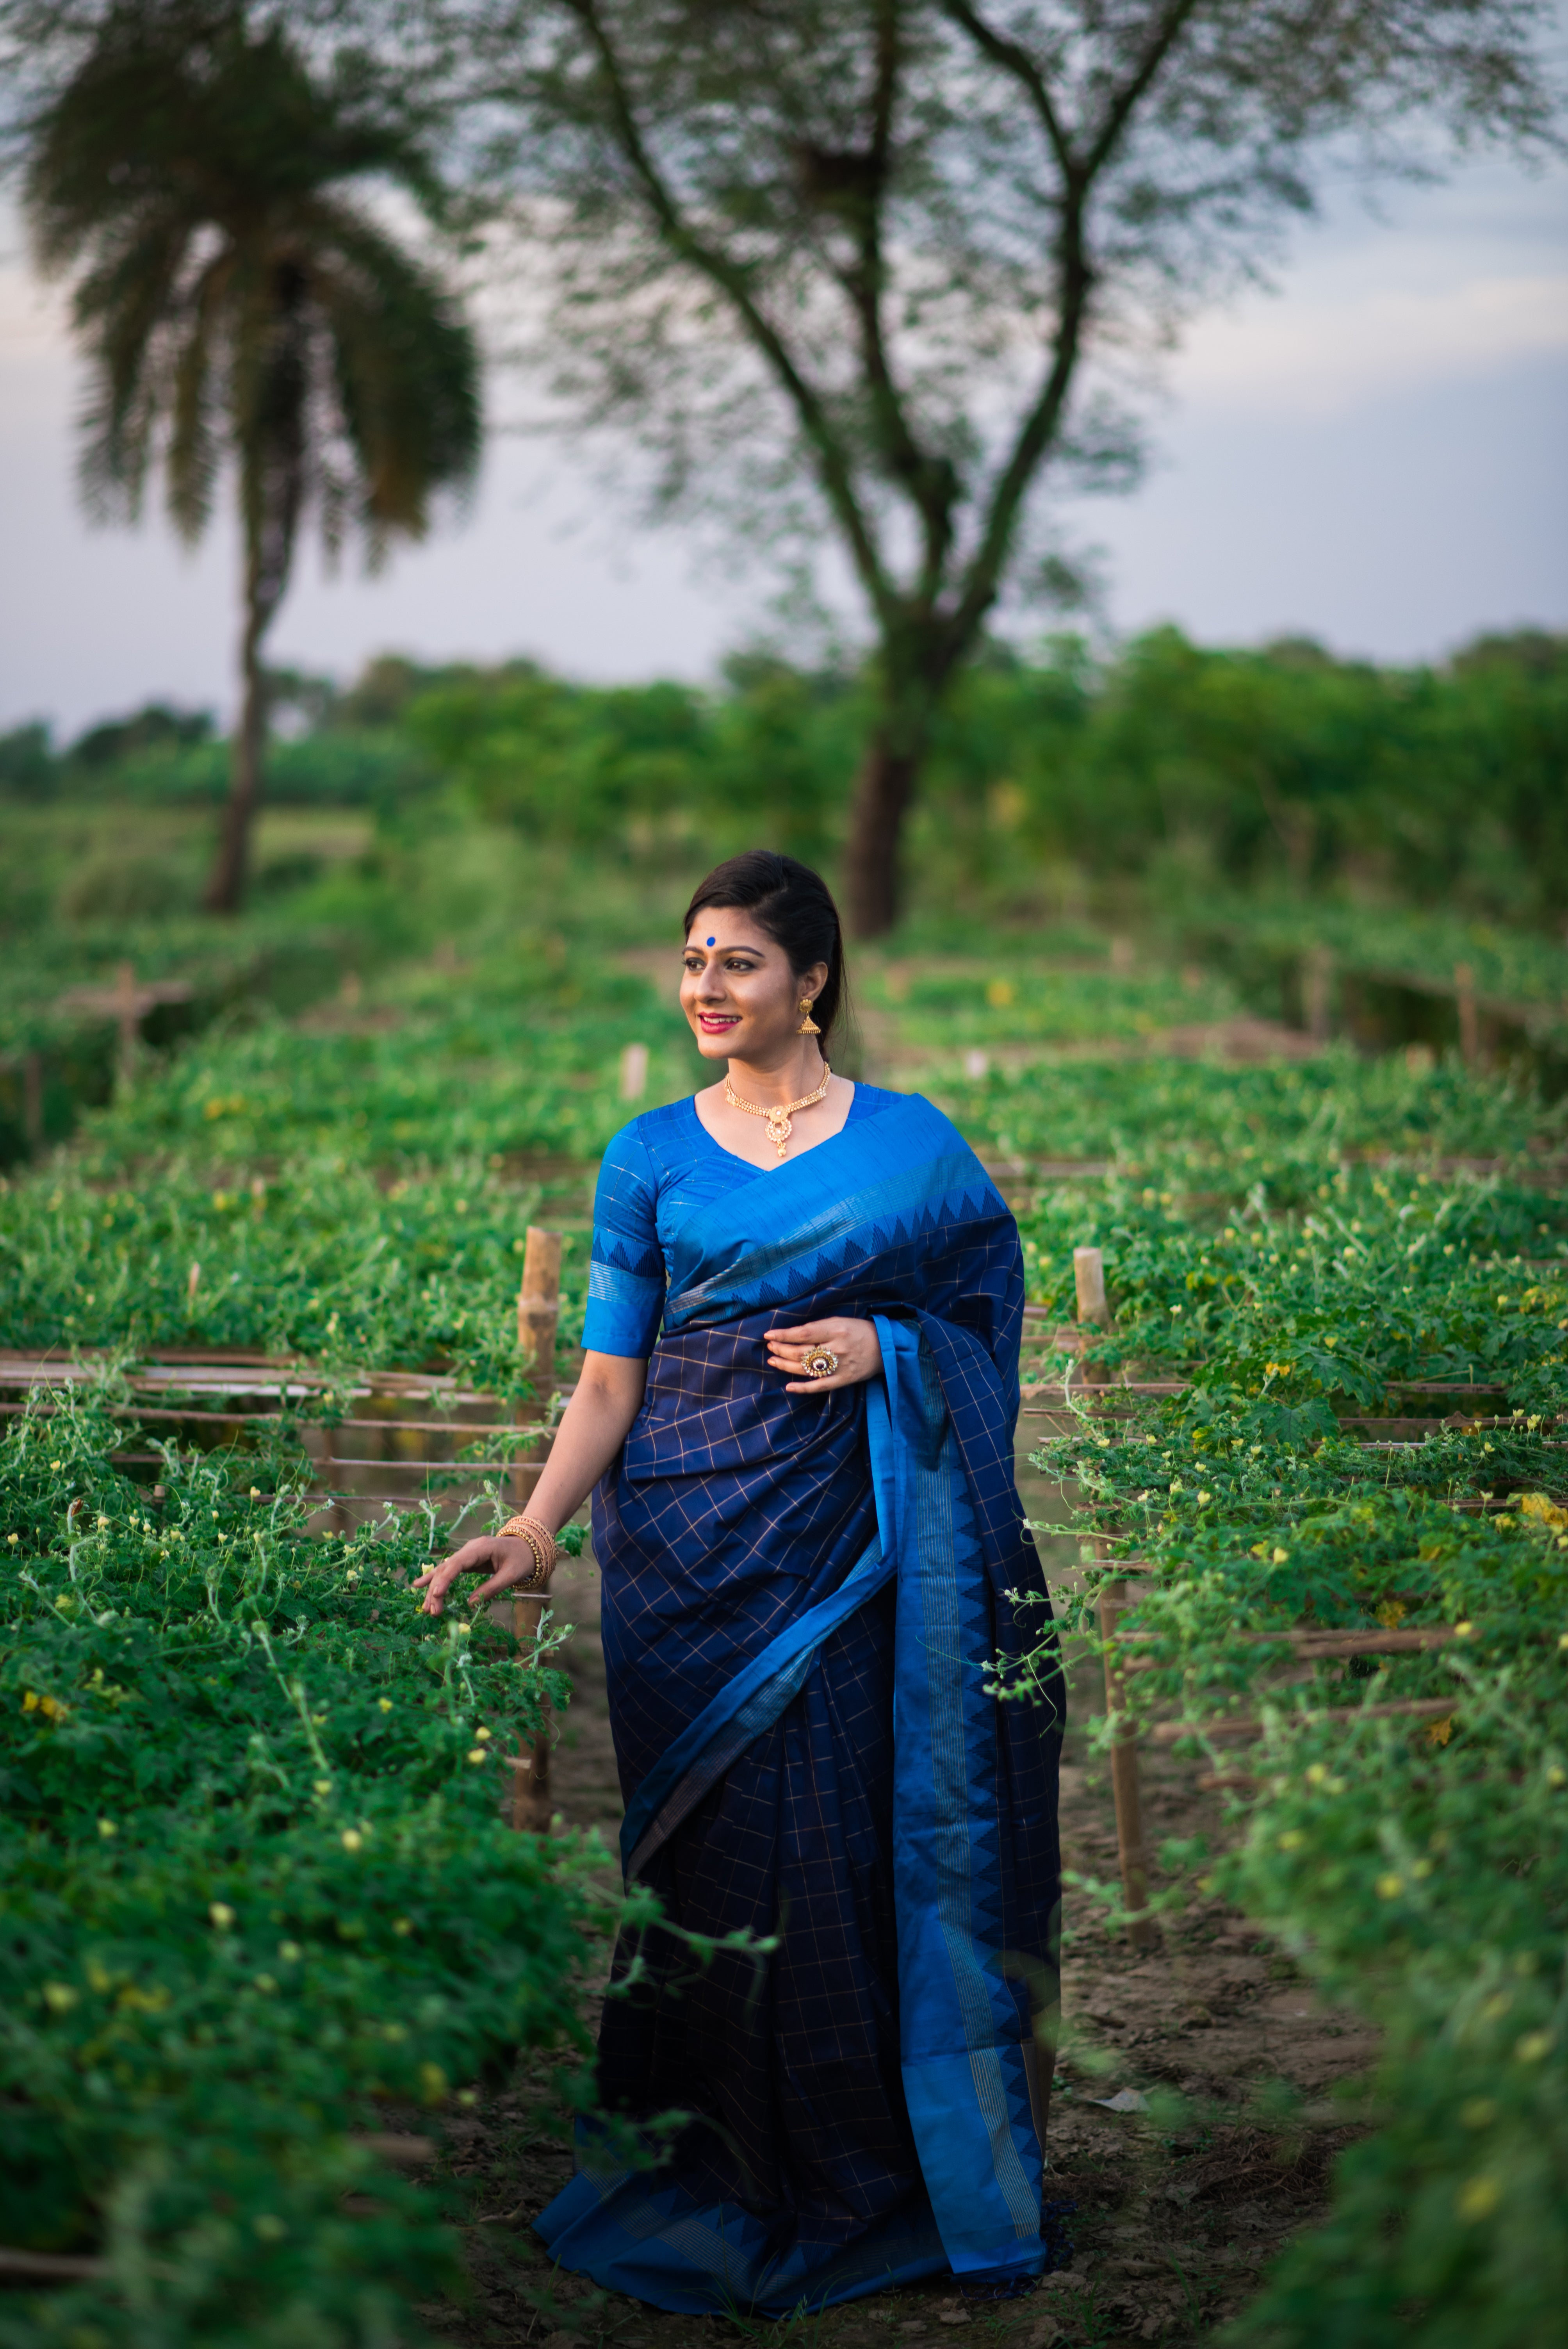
[[2, 939, 1566, 2345], [0, 1386, 623, 2346], [1008, 1152, 1567, 2344]]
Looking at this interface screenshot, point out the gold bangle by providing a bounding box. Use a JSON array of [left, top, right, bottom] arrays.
[[499, 1513, 557, 1586]]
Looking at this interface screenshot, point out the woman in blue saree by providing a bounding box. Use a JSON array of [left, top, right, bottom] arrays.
[[421, 853, 1064, 2316]]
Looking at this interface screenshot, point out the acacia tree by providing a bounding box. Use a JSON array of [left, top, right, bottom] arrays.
[[442, 0, 1555, 934], [22, 2, 481, 910]]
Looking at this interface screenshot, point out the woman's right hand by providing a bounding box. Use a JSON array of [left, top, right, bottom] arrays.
[[415, 1536, 546, 1616]]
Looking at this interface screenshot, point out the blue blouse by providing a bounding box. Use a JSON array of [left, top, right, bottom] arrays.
[[583, 1084, 904, 1358]]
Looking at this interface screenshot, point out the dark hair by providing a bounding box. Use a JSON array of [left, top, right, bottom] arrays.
[[682, 851, 848, 1048]]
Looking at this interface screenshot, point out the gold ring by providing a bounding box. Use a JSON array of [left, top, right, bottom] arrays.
[[803, 1346, 839, 1379]]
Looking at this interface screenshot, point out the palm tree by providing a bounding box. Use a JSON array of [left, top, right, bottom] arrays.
[[24, 2, 482, 910]]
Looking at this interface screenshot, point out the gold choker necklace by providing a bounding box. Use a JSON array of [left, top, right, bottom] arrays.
[[724, 1061, 832, 1159]]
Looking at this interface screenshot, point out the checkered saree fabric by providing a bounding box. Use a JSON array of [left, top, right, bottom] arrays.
[[571, 1089, 1063, 2297]]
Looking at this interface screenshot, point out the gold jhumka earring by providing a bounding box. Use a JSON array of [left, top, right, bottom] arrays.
[[797, 998, 821, 1034]]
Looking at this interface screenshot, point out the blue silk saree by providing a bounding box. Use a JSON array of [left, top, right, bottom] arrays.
[[535, 1086, 1064, 2313]]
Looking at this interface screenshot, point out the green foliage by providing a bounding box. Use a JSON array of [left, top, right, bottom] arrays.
[[0, 1383, 625, 2345], [14, 625, 1567, 939], [949, 1050, 1568, 1187], [1014, 1144, 1568, 2345], [403, 656, 859, 869], [906, 626, 1568, 922]]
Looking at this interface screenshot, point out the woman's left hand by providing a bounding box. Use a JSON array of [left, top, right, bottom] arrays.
[[766, 1316, 881, 1394]]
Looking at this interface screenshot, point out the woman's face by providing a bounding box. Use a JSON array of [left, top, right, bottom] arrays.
[[681, 907, 827, 1065]]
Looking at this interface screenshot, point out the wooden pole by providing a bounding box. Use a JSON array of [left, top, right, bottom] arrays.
[[114, 961, 139, 1093], [23, 1051, 43, 1153], [512, 1226, 563, 1830], [1098, 1556, 1156, 1951], [513, 1227, 563, 1509], [1073, 1245, 1110, 1387], [1454, 963, 1480, 1069], [1074, 1251, 1152, 1938], [619, 1042, 649, 1101]]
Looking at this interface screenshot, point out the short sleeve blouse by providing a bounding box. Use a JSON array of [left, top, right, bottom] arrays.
[[582, 1085, 900, 1358]]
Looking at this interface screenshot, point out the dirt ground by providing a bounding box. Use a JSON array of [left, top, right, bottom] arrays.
[[408, 1469, 1374, 2349]]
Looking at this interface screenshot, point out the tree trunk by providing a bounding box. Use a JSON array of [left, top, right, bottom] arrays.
[[204, 563, 269, 914], [844, 728, 924, 939]]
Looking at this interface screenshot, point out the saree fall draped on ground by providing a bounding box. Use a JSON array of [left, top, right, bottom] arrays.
[[535, 1090, 1064, 2313]]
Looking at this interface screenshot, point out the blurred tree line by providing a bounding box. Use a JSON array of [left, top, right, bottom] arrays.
[[6, 627, 1564, 928], [4, 0, 1557, 932]]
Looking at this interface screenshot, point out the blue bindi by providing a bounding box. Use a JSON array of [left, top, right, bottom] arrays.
[[706, 936, 715, 946]]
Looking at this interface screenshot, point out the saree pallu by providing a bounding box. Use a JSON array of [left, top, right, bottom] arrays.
[[536, 1095, 1064, 2313]]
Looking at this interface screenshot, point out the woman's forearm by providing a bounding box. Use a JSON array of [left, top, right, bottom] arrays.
[[524, 1349, 647, 1534]]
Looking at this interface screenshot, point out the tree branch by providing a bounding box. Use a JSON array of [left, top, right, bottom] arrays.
[[945, 228, 1093, 659], [937, 0, 1079, 186], [834, 0, 956, 606], [564, 0, 895, 621], [1083, 0, 1207, 182], [937, 0, 1206, 662]]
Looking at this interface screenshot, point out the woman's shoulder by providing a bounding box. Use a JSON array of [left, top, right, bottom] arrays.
[[845, 1078, 904, 1121], [850, 1082, 964, 1143], [853, 1085, 998, 1186], [597, 1098, 699, 1192]]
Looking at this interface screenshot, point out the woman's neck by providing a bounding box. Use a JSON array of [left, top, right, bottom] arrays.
[[725, 1041, 830, 1105]]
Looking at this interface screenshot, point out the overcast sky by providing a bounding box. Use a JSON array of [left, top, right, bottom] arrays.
[[2, 145, 1565, 739]]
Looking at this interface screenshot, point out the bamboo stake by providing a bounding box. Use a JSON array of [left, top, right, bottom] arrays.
[[511, 1227, 563, 1829], [513, 1226, 563, 1511], [23, 1050, 43, 1153], [1096, 1545, 1156, 1951], [1454, 962, 1480, 1069]]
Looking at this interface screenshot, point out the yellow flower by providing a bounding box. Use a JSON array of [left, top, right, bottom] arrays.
[[378, 1698, 394, 1713], [419, 2062, 448, 2105], [1272, 1547, 1289, 1565], [312, 1779, 332, 1796], [466, 1747, 488, 1765], [254, 1974, 278, 1994], [209, 1902, 236, 1931], [393, 1918, 413, 1937], [474, 1726, 492, 1742], [1458, 2176, 1500, 2222], [1460, 2098, 1497, 2130], [1454, 1621, 1474, 1639], [98, 1818, 118, 1838], [43, 1983, 79, 2014], [1376, 1874, 1404, 1900], [341, 1830, 364, 1854], [1277, 1830, 1305, 1852], [250, 1486, 262, 1500], [1515, 2031, 1552, 2062], [278, 1941, 303, 1962]]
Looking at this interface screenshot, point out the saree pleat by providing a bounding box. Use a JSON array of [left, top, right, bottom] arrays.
[[536, 1094, 1064, 2313]]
